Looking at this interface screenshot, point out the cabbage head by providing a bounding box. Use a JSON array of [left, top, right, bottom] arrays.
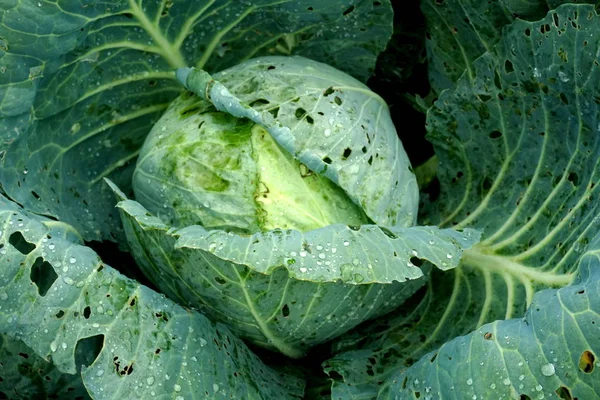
[[110, 56, 478, 357]]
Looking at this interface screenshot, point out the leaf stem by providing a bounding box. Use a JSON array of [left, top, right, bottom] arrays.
[[461, 247, 575, 288], [128, 0, 186, 68], [233, 268, 304, 358]]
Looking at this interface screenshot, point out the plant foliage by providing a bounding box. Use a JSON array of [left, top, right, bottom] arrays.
[[1, 1, 599, 399]]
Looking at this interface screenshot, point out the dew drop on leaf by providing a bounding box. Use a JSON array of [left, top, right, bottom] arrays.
[[70, 122, 81, 134], [541, 363, 555, 376]]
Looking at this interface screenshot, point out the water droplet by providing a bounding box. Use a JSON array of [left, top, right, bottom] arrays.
[[63, 277, 74, 285], [0, 293, 7, 300], [503, 378, 511, 386], [324, 129, 331, 137], [69, 257, 76, 264], [541, 363, 555, 376], [50, 341, 58, 352], [48, 244, 55, 250], [343, 241, 350, 246], [147, 376, 155, 386], [174, 384, 182, 392], [199, 338, 207, 346], [466, 378, 473, 386], [518, 374, 525, 381], [70, 122, 81, 134], [535, 384, 543, 391], [299, 267, 307, 273], [213, 383, 219, 392], [446, 253, 453, 259], [61, 342, 67, 349], [558, 71, 569, 82]]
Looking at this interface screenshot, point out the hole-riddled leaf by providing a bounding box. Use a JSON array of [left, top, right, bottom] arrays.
[[30, 257, 58, 297]]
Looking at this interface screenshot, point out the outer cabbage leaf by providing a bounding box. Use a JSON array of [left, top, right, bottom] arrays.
[[324, 4, 600, 398], [0, 334, 90, 399], [421, 0, 596, 92], [0, 0, 393, 242], [110, 181, 480, 358], [379, 237, 600, 399], [421, 0, 515, 93], [0, 196, 304, 399]]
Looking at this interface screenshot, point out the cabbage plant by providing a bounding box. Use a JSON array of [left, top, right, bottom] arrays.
[[1, 1, 600, 400], [110, 55, 479, 357]]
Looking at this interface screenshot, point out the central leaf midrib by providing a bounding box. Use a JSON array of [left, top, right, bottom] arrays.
[[461, 247, 575, 288], [233, 267, 303, 358], [129, 0, 186, 69]]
